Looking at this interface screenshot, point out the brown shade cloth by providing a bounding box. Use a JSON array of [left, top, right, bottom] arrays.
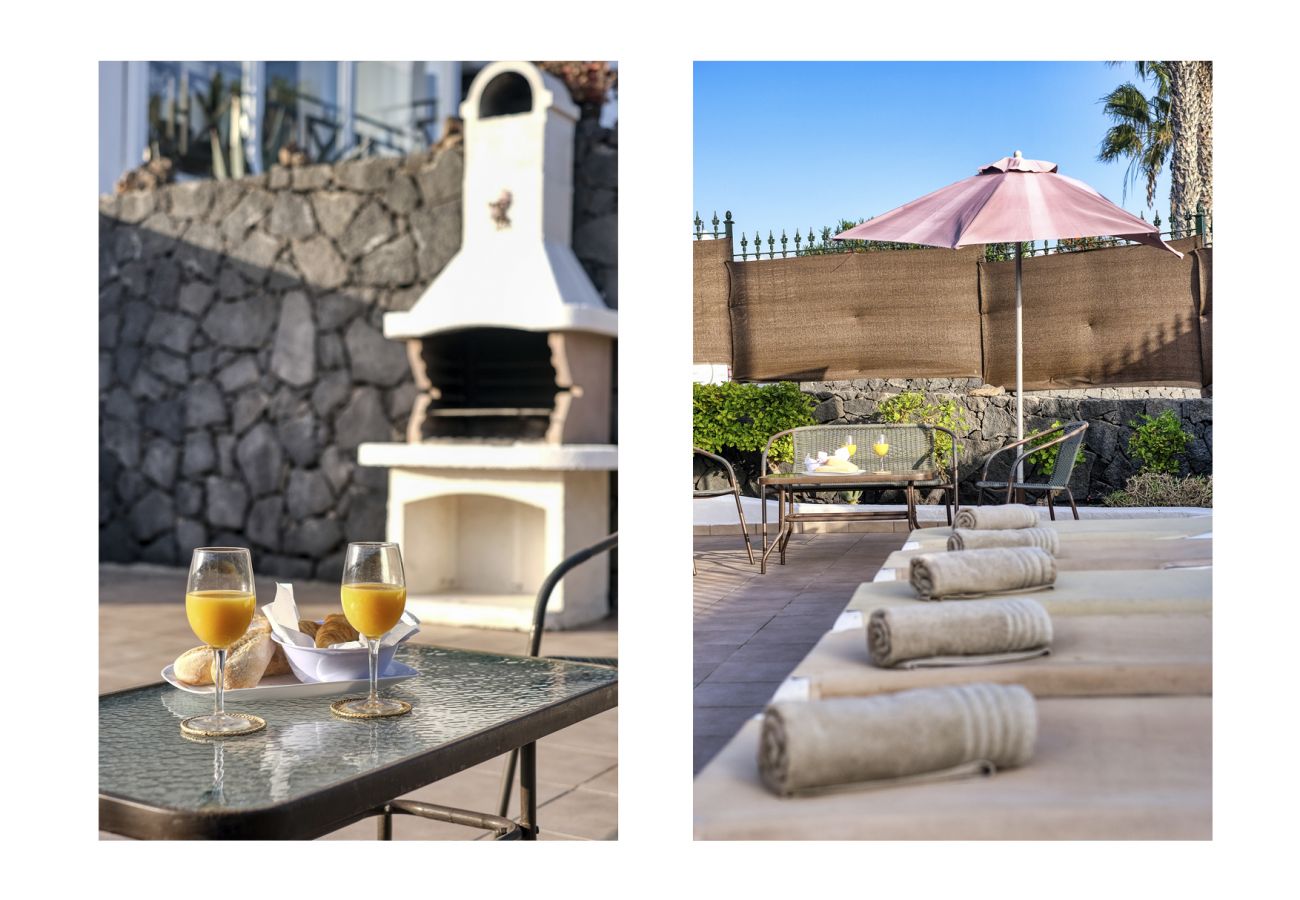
[[979, 237, 1204, 389], [726, 247, 983, 382], [1193, 246, 1213, 386], [693, 239, 734, 364]]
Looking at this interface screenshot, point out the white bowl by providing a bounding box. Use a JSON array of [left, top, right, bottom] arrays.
[[272, 631, 414, 683]]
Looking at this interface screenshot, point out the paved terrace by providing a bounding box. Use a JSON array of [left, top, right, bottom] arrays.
[[100, 564, 617, 841]]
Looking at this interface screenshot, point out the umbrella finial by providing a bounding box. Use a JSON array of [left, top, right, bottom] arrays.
[[1013, 150, 1023, 158]]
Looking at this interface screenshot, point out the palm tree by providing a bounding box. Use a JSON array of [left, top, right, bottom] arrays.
[[1165, 61, 1211, 226], [1097, 62, 1171, 210]]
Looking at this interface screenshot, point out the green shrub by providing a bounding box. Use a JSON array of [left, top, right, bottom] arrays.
[[1103, 472, 1212, 508], [876, 391, 969, 471], [1127, 410, 1192, 475], [1025, 420, 1086, 475], [692, 381, 816, 466]]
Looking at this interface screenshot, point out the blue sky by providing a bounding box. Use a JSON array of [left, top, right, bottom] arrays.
[[694, 61, 1175, 241]]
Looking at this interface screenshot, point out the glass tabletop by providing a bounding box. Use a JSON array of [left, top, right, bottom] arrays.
[[99, 644, 617, 835]]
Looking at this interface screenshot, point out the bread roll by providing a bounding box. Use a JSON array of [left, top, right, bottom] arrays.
[[315, 614, 359, 648], [174, 646, 214, 686], [171, 614, 277, 689], [264, 640, 292, 677]]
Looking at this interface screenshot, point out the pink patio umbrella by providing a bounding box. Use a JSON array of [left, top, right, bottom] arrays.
[[835, 151, 1182, 474]]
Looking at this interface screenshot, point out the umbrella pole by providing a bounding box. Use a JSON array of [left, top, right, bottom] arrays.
[[1015, 242, 1025, 492]]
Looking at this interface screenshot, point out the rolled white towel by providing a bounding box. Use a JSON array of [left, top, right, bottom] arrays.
[[910, 547, 1057, 600], [954, 505, 1039, 530], [948, 527, 1059, 554], [867, 598, 1053, 668], [758, 683, 1038, 796]]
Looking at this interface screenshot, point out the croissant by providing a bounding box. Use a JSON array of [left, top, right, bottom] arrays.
[[298, 619, 320, 641], [314, 613, 360, 648]]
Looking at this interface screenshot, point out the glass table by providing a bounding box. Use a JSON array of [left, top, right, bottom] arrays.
[[758, 470, 938, 573], [99, 644, 618, 840]]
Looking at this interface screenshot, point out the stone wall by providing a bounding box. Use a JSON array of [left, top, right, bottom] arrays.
[[100, 124, 618, 578], [695, 378, 1211, 504]]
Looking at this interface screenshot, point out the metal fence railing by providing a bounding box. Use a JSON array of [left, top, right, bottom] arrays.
[[694, 208, 1212, 262]]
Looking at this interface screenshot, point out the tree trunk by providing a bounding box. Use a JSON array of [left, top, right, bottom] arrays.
[[1164, 61, 1201, 230], [1196, 62, 1212, 219]]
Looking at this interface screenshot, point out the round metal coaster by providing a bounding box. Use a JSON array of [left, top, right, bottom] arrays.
[[330, 699, 413, 719], [179, 713, 266, 738]]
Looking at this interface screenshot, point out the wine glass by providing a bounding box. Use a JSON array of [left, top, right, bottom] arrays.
[[181, 547, 265, 737], [333, 542, 410, 719], [872, 433, 891, 473]]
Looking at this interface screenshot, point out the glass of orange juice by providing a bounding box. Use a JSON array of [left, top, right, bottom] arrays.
[[181, 547, 264, 736], [334, 542, 410, 718]]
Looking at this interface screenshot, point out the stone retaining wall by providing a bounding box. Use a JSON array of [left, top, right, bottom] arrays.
[[695, 377, 1210, 504], [100, 124, 617, 578]]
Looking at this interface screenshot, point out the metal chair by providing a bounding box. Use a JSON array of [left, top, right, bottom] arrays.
[[497, 532, 618, 823], [975, 421, 1089, 519], [693, 448, 755, 569]]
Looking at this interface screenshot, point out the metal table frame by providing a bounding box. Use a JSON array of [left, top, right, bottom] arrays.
[[758, 470, 936, 573], [99, 648, 617, 841]]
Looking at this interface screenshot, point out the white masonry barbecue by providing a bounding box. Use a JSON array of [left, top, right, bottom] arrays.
[[358, 61, 616, 630]]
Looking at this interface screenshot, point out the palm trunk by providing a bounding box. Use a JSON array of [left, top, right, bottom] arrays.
[[1165, 61, 1210, 232], [1195, 62, 1212, 219]]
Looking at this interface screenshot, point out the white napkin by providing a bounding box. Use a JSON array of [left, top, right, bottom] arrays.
[[262, 583, 314, 647], [261, 584, 422, 648]]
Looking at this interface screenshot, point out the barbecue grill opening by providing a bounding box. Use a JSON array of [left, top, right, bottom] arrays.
[[412, 327, 558, 441], [479, 72, 533, 118]]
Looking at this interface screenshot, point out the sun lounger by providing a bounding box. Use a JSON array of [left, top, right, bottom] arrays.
[[694, 696, 1211, 840]]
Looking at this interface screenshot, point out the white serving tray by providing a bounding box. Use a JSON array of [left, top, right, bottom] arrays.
[[161, 661, 418, 701]]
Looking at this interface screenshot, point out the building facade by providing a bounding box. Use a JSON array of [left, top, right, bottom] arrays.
[[99, 61, 478, 195]]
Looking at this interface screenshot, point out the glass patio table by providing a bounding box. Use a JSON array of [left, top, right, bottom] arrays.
[[99, 644, 617, 840], [758, 470, 937, 573]]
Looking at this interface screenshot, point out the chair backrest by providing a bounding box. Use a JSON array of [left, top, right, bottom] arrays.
[[772, 423, 950, 478], [1045, 421, 1089, 488]]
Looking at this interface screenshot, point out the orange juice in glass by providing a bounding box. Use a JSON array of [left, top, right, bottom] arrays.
[[334, 542, 410, 718], [186, 589, 256, 648], [179, 547, 265, 737], [872, 434, 890, 472], [341, 582, 407, 639]]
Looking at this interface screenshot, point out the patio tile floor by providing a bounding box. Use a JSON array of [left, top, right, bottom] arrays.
[[99, 563, 617, 841], [692, 532, 903, 774]]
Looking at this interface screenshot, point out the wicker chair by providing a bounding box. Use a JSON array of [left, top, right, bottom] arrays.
[[693, 448, 755, 567], [762, 423, 960, 526], [975, 421, 1089, 519]]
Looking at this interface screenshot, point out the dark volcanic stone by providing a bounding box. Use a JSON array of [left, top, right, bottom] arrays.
[[129, 490, 174, 541], [270, 291, 316, 387], [236, 422, 284, 496], [284, 517, 343, 557], [333, 387, 393, 450], [286, 468, 335, 518], [185, 381, 228, 428], [205, 476, 249, 529], [246, 495, 284, 549], [344, 318, 409, 386], [182, 431, 216, 477]]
